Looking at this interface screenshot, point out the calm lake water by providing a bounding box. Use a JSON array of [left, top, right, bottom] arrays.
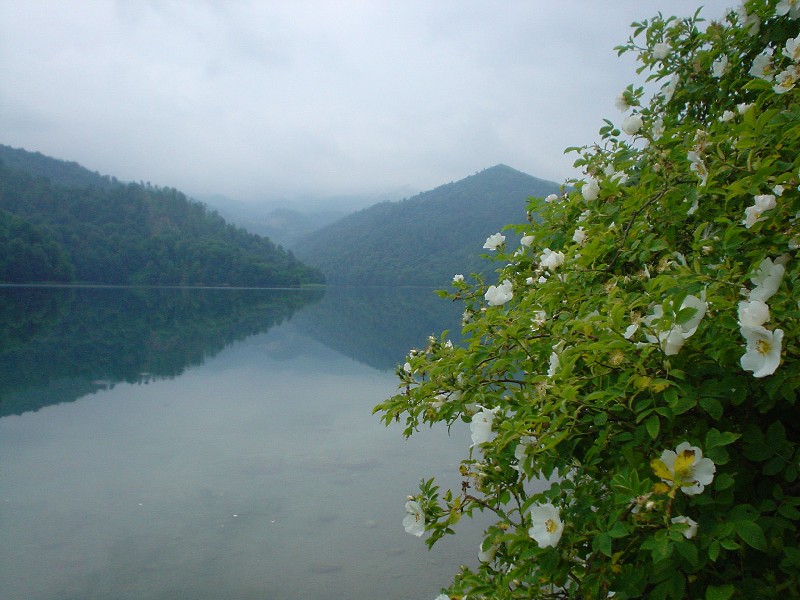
[[0, 286, 486, 600]]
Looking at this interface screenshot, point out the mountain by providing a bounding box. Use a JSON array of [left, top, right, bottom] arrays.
[[201, 187, 417, 247], [291, 164, 562, 286], [204, 198, 348, 247], [0, 144, 324, 286]]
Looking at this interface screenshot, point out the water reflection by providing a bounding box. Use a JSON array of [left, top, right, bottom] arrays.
[[292, 286, 463, 371], [0, 286, 323, 416], [0, 286, 485, 600]]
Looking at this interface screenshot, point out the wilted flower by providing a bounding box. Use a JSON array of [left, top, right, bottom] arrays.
[[773, 184, 785, 196], [483, 232, 506, 250], [651, 441, 716, 495], [671, 516, 699, 539], [528, 503, 564, 548], [712, 55, 729, 78], [485, 279, 513, 306], [403, 500, 425, 537], [621, 114, 643, 135], [740, 326, 784, 377]]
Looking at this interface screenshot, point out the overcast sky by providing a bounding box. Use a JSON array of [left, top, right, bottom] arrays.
[[1, 0, 733, 208]]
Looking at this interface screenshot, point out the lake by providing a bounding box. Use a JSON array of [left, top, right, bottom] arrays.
[[0, 286, 486, 600]]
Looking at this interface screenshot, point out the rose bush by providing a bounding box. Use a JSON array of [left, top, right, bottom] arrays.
[[376, 1, 799, 598]]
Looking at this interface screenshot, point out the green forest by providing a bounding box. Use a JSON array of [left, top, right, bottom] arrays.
[[292, 164, 562, 286], [0, 145, 324, 287]]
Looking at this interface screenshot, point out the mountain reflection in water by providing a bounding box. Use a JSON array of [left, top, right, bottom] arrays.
[[0, 285, 485, 600]]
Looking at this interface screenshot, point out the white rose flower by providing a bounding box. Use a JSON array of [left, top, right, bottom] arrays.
[[453, 273, 464, 283], [544, 193, 559, 203], [642, 294, 707, 356], [738, 300, 770, 329], [661, 73, 679, 102], [774, 65, 800, 94], [777, 0, 800, 19], [712, 55, 729, 78], [572, 227, 587, 245], [539, 248, 565, 271], [750, 257, 785, 302], [653, 42, 671, 59], [520, 234, 535, 247], [740, 326, 784, 378], [483, 232, 505, 250], [671, 516, 699, 539], [470, 407, 499, 446], [547, 351, 560, 378], [485, 279, 513, 306], [621, 114, 643, 136], [654, 442, 716, 496], [614, 91, 630, 112], [720, 110, 736, 122], [783, 35, 800, 62], [528, 503, 564, 548], [743, 193, 777, 228], [403, 500, 425, 537], [582, 177, 600, 201], [749, 49, 775, 81]]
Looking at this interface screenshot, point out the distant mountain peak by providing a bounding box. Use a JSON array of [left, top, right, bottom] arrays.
[[292, 165, 562, 286]]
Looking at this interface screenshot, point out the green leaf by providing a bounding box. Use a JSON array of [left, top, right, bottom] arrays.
[[646, 414, 660, 439], [706, 584, 735, 600], [736, 521, 767, 551], [699, 396, 723, 420]]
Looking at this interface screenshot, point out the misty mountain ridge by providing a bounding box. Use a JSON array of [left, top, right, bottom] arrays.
[[292, 164, 563, 286], [201, 186, 418, 247]]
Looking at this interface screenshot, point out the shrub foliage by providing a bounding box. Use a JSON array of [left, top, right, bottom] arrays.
[[376, 2, 800, 598]]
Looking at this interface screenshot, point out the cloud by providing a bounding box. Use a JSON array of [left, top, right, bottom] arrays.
[[0, 0, 732, 205]]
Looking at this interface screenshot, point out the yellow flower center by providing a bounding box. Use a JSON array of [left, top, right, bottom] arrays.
[[756, 339, 771, 356], [545, 518, 557, 533]]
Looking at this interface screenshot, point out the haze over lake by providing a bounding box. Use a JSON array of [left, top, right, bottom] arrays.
[[0, 286, 485, 600]]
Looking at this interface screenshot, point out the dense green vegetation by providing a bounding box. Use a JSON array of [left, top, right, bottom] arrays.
[[292, 164, 562, 286], [0, 286, 323, 416], [0, 145, 324, 286], [377, 2, 800, 598]]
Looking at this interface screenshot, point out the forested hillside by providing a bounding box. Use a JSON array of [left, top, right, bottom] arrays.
[[0, 145, 324, 286], [292, 164, 562, 285]]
